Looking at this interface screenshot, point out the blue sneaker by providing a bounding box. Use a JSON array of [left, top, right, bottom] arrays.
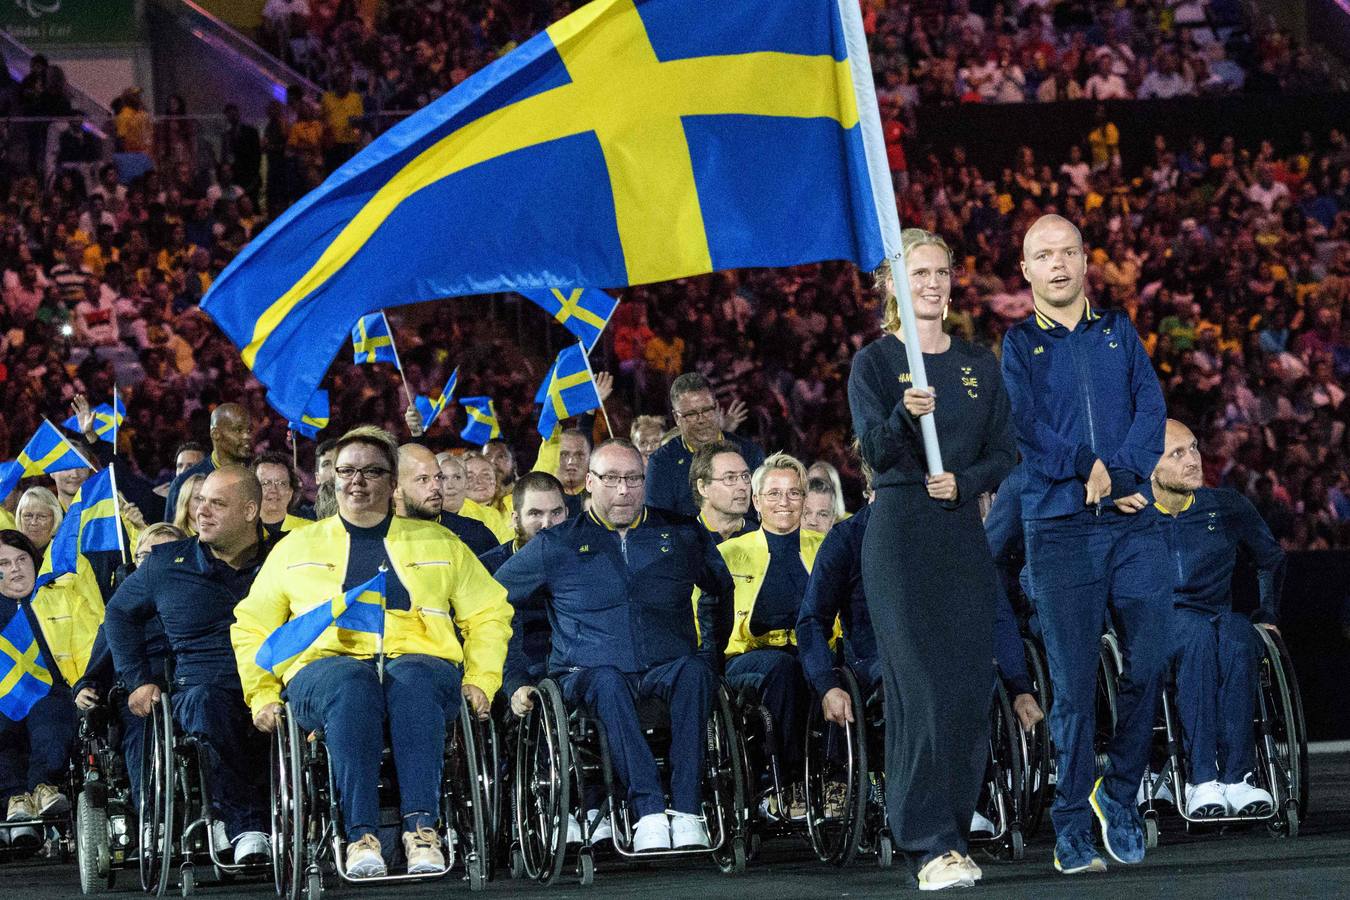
[[1053, 830, 1106, 874], [1090, 777, 1145, 864]]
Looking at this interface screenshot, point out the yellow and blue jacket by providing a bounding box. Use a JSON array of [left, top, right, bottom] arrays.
[[716, 527, 825, 656], [460, 497, 515, 544], [28, 556, 106, 688], [230, 514, 512, 718]]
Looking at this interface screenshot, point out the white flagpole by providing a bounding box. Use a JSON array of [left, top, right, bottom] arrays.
[[381, 310, 416, 410], [838, 0, 943, 475], [576, 340, 613, 438], [112, 384, 120, 456], [375, 564, 388, 684], [107, 462, 129, 567]]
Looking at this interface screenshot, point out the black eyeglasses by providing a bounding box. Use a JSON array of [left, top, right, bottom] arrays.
[[590, 471, 645, 488], [334, 465, 391, 482]]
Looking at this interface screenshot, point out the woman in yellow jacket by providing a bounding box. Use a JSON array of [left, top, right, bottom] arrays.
[[230, 427, 512, 880], [714, 452, 824, 819]]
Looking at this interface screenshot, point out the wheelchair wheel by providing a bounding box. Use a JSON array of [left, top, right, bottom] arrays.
[[448, 695, 495, 891], [1255, 626, 1310, 829], [709, 682, 748, 875], [513, 680, 570, 885], [989, 679, 1025, 857], [803, 668, 867, 867], [76, 788, 113, 894], [1020, 637, 1053, 837], [139, 694, 175, 897], [1094, 635, 1121, 778], [271, 707, 306, 900]]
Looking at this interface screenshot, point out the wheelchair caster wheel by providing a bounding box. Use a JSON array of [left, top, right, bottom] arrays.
[[468, 854, 487, 891], [1009, 828, 1025, 861], [1279, 803, 1299, 839], [877, 837, 894, 868], [577, 849, 595, 886], [306, 869, 324, 899], [509, 846, 525, 880], [1145, 816, 1159, 849], [179, 863, 195, 897], [747, 831, 761, 860]]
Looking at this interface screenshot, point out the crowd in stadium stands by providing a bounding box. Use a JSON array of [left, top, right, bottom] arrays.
[[0, 0, 1348, 549]]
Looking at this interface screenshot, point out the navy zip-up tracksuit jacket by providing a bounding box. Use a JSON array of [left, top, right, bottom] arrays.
[[1001, 305, 1165, 519], [492, 508, 736, 677]]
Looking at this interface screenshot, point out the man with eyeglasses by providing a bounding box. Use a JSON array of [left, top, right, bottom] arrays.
[[646, 373, 764, 519], [397, 444, 497, 555], [233, 426, 512, 879], [690, 440, 754, 544], [494, 439, 735, 852], [105, 466, 275, 865], [709, 452, 823, 821]]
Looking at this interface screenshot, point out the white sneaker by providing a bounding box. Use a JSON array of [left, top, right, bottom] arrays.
[[7, 792, 35, 822], [345, 834, 387, 879], [969, 810, 996, 838], [566, 813, 582, 845], [31, 783, 69, 816], [917, 851, 978, 891], [403, 827, 448, 875], [669, 812, 710, 849], [632, 813, 671, 853], [233, 831, 270, 865], [1223, 775, 1273, 817], [211, 821, 230, 855], [1185, 781, 1227, 819], [586, 809, 612, 844]]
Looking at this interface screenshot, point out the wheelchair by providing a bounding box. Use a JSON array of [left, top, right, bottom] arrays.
[[138, 692, 275, 897], [270, 692, 498, 899], [1140, 624, 1308, 840], [1017, 636, 1054, 838], [510, 676, 747, 885], [72, 691, 137, 894], [801, 666, 891, 868]]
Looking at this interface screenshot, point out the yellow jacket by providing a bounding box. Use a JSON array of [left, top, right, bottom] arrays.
[[717, 528, 825, 656], [460, 497, 514, 543], [278, 514, 311, 533], [30, 557, 105, 686], [230, 515, 513, 718]]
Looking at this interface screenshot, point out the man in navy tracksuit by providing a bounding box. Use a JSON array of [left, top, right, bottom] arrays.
[[646, 372, 764, 519], [494, 440, 735, 853], [105, 467, 273, 864], [1002, 215, 1169, 875], [1148, 419, 1285, 819]]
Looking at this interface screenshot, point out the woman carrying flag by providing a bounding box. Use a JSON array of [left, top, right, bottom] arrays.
[[0, 530, 77, 844], [231, 425, 512, 880]]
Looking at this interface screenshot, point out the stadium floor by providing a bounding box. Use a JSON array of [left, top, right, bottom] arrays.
[[6, 752, 1348, 898]]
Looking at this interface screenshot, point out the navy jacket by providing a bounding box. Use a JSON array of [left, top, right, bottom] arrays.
[[493, 508, 735, 676], [795, 505, 877, 696], [480, 539, 551, 698], [105, 535, 271, 688], [441, 511, 500, 557], [645, 432, 765, 519], [1001, 305, 1165, 520], [1149, 488, 1286, 624]]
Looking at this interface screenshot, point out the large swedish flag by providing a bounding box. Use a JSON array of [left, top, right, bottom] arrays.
[[254, 571, 386, 677], [0, 606, 53, 721], [201, 0, 898, 423], [288, 390, 331, 440]]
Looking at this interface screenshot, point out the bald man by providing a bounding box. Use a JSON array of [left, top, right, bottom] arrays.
[[106, 466, 274, 863], [1148, 419, 1285, 820], [163, 402, 255, 523], [403, 446, 498, 555], [1001, 214, 1169, 874]]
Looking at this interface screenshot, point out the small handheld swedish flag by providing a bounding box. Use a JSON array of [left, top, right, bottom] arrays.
[[414, 368, 459, 432], [459, 397, 501, 446], [351, 312, 399, 367], [17, 420, 89, 479], [288, 390, 330, 440], [519, 288, 618, 353], [0, 605, 54, 721], [61, 395, 127, 445], [254, 570, 387, 677], [36, 468, 121, 589], [537, 344, 601, 439]]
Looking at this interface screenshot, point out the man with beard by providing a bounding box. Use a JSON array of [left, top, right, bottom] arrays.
[[397, 444, 497, 555]]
